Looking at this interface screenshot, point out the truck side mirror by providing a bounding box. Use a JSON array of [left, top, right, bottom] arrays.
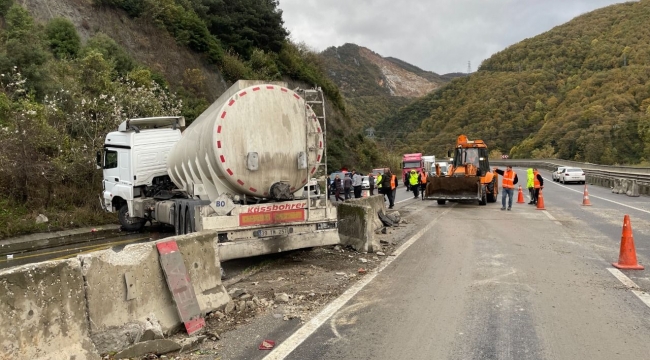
[[96, 150, 102, 170]]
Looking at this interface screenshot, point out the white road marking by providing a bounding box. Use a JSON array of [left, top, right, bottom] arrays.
[[545, 176, 650, 215], [607, 268, 650, 309], [541, 210, 562, 226], [263, 206, 454, 360], [396, 196, 417, 204]]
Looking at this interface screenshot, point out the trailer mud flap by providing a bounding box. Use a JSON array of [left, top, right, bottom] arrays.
[[426, 177, 480, 200]]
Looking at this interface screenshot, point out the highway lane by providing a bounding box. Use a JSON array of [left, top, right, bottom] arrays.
[[519, 167, 650, 293], [264, 190, 650, 360]]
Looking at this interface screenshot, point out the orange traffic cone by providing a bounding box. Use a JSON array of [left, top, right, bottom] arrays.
[[612, 215, 644, 270], [517, 186, 525, 204], [582, 184, 592, 206], [536, 189, 546, 210]]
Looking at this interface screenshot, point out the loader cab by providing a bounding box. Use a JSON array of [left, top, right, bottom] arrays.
[[452, 147, 490, 176]]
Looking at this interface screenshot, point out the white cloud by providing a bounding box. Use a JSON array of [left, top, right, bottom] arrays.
[[278, 0, 632, 74]]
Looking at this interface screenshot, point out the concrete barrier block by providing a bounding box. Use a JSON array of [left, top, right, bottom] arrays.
[[627, 180, 640, 197], [338, 203, 373, 253], [0, 259, 99, 360], [80, 232, 229, 355], [344, 195, 387, 232]]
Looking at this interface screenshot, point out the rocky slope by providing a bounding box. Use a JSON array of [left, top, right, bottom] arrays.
[[320, 43, 451, 129]]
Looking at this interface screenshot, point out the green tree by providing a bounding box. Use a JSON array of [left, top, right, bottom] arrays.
[[0, 4, 49, 96], [82, 33, 135, 75], [45, 18, 81, 59]]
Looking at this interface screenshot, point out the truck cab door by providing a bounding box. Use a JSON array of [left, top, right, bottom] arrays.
[[103, 149, 119, 192]]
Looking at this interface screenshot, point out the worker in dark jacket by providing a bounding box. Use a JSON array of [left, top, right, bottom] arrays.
[[494, 165, 519, 210], [531, 168, 544, 205]]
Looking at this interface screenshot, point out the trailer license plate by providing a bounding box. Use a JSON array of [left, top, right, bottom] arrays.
[[256, 228, 290, 237]]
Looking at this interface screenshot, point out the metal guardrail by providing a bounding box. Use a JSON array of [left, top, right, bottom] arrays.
[[490, 159, 650, 185]]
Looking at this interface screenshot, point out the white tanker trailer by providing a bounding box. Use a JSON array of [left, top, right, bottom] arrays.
[[99, 81, 339, 260]]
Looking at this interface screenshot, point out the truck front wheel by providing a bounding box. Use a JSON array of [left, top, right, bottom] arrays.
[[118, 204, 146, 232]]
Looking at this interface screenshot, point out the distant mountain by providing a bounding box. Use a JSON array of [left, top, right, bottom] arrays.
[[377, 1, 650, 165], [320, 43, 449, 129]]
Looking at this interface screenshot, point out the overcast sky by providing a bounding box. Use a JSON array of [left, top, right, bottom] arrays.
[[278, 0, 631, 74]]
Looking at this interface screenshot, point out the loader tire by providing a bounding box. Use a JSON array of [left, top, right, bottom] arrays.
[[118, 204, 146, 232], [437, 199, 446, 205], [478, 187, 487, 206], [487, 178, 497, 203]]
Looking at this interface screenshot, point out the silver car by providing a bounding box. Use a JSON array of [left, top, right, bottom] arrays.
[[552, 166, 569, 182]]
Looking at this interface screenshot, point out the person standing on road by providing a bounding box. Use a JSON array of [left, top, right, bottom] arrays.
[[419, 169, 428, 200], [343, 173, 352, 200], [369, 173, 375, 196], [494, 165, 518, 210], [334, 175, 344, 201], [382, 168, 395, 209], [390, 171, 398, 209], [526, 168, 535, 204], [352, 169, 362, 199], [377, 172, 385, 201], [531, 168, 544, 205], [409, 169, 420, 199]]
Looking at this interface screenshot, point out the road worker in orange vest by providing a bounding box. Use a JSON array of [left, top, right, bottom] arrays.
[[390, 171, 398, 209], [419, 169, 428, 200], [494, 165, 519, 211]]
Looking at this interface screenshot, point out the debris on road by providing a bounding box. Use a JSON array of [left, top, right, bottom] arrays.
[[259, 339, 275, 350]]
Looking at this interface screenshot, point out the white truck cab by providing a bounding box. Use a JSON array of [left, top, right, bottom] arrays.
[[99, 117, 184, 228]]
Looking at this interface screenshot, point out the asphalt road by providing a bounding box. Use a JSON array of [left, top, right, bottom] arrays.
[[257, 169, 650, 360]]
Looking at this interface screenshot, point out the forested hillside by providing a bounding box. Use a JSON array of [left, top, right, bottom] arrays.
[[381, 0, 650, 164], [0, 0, 381, 237]]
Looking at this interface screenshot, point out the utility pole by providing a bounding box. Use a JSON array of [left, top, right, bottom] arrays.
[[467, 61, 471, 75]]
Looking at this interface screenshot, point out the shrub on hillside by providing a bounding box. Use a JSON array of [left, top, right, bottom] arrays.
[[45, 18, 81, 59]]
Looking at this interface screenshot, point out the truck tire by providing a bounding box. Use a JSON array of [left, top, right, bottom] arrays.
[[487, 178, 497, 203], [437, 199, 446, 205], [118, 204, 146, 232], [184, 209, 192, 234]]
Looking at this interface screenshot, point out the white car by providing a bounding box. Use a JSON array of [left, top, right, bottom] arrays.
[[552, 166, 569, 181], [361, 176, 370, 189], [559, 168, 586, 184]]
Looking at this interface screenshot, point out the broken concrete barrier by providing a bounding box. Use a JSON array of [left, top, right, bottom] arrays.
[[345, 195, 386, 231], [80, 231, 230, 355], [338, 195, 386, 253], [0, 259, 99, 360]]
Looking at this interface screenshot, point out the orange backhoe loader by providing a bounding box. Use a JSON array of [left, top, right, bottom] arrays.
[[425, 135, 498, 205]]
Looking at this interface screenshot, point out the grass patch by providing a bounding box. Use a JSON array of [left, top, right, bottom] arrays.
[[0, 197, 116, 239]]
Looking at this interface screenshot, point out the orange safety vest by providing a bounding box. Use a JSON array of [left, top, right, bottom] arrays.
[[533, 171, 540, 189], [390, 175, 396, 190], [420, 171, 427, 184], [502, 169, 515, 189]]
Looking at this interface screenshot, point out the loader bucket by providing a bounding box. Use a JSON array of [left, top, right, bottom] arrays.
[[425, 176, 480, 200]]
